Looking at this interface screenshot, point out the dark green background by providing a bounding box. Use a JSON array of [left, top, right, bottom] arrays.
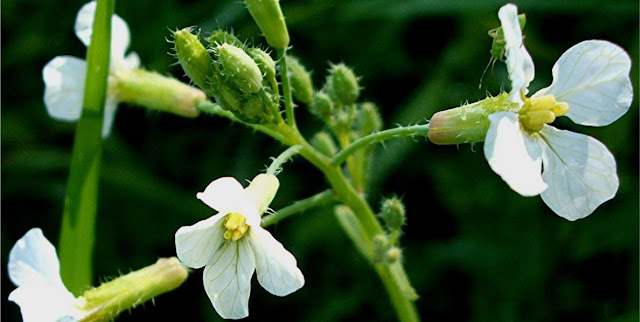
[[2, 0, 638, 321]]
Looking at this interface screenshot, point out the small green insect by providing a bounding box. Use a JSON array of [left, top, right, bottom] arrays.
[[479, 13, 526, 88]]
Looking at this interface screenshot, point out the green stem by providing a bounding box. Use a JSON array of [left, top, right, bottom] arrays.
[[276, 124, 420, 322], [277, 49, 297, 128], [266, 145, 302, 175], [332, 123, 430, 166], [58, 0, 113, 295], [262, 189, 335, 227]]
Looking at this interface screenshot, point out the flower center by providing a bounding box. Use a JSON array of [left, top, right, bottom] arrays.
[[223, 213, 249, 241], [518, 94, 569, 132]]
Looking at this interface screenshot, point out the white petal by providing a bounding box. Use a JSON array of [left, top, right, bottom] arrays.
[[101, 96, 118, 138], [43, 56, 87, 122], [533, 40, 633, 126], [498, 4, 535, 103], [7, 228, 79, 322], [203, 240, 256, 319], [484, 112, 547, 196], [74, 1, 131, 61], [120, 52, 141, 71], [196, 177, 260, 225], [538, 126, 619, 220], [248, 227, 304, 296], [8, 228, 67, 290], [175, 214, 227, 269], [9, 283, 79, 322]]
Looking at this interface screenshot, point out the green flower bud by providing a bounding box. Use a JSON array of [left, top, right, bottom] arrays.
[[372, 234, 390, 263], [385, 247, 402, 263], [358, 102, 382, 136], [207, 30, 243, 48], [114, 69, 204, 118], [173, 28, 216, 94], [80, 258, 188, 321], [311, 131, 338, 157], [215, 83, 243, 112], [380, 197, 406, 231], [310, 91, 334, 120], [216, 43, 263, 94], [287, 56, 314, 104], [327, 63, 360, 105], [428, 93, 518, 145], [245, 0, 289, 49], [248, 47, 278, 95], [238, 94, 268, 123]]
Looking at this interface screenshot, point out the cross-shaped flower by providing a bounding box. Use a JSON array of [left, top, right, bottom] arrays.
[[483, 4, 633, 220], [43, 1, 140, 137], [8, 228, 84, 322], [175, 174, 304, 319]]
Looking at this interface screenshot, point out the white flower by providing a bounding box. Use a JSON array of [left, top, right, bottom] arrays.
[[43, 1, 140, 137], [483, 4, 633, 220], [175, 174, 304, 320], [8, 228, 84, 322]]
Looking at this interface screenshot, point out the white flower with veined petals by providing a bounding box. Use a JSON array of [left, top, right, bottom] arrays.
[[8, 228, 85, 322], [175, 174, 304, 320], [43, 1, 140, 137], [483, 4, 633, 220]]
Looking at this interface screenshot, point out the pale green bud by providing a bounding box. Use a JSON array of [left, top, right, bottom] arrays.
[[311, 131, 338, 157], [216, 43, 263, 94], [287, 56, 314, 104], [428, 93, 518, 145], [380, 197, 406, 231], [244, 174, 280, 214], [327, 63, 360, 105], [114, 69, 204, 118], [173, 28, 216, 94], [239, 94, 269, 123], [385, 247, 402, 263], [372, 234, 390, 263], [245, 0, 289, 49], [310, 91, 334, 120], [358, 102, 382, 136], [215, 83, 243, 112], [207, 30, 243, 48], [80, 258, 188, 321], [248, 48, 279, 96]]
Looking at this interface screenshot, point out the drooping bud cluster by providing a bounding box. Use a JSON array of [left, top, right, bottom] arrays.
[[173, 27, 281, 124]]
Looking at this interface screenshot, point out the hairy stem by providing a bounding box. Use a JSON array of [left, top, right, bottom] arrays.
[[262, 189, 335, 227]]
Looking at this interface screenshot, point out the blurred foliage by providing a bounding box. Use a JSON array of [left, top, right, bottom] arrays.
[[2, 0, 638, 321]]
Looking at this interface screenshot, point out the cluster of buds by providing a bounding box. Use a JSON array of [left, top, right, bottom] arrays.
[[173, 28, 280, 124]]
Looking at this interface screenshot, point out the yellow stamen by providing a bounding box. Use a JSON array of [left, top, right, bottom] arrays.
[[223, 213, 249, 241], [519, 94, 569, 132]]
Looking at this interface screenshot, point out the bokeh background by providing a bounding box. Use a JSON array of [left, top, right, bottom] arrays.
[[2, 0, 638, 321]]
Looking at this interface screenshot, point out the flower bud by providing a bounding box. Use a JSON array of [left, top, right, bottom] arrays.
[[287, 56, 314, 104], [80, 258, 188, 321], [215, 84, 244, 112], [173, 28, 216, 94], [216, 43, 263, 94], [428, 93, 518, 145], [327, 63, 360, 105], [207, 30, 243, 48], [380, 197, 406, 231], [114, 69, 204, 118], [311, 131, 338, 157], [245, 174, 280, 214], [385, 247, 402, 263], [310, 91, 334, 120], [244, 0, 289, 49], [358, 102, 382, 136], [248, 48, 278, 95], [372, 234, 390, 263]]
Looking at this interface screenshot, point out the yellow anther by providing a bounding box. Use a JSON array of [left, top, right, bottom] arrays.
[[519, 95, 570, 132], [223, 213, 249, 241]]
